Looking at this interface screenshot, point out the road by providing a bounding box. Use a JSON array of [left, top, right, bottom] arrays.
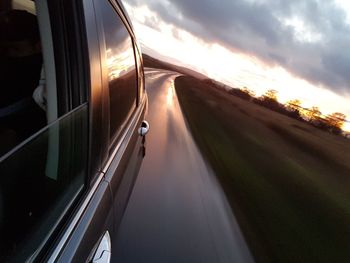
[[114, 69, 254, 263]]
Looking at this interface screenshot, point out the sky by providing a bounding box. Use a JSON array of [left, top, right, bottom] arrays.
[[122, 0, 350, 131]]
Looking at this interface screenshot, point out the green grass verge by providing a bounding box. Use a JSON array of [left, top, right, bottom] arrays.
[[175, 76, 350, 263]]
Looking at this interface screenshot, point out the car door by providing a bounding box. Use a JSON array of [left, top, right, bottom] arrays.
[[0, 0, 146, 261], [0, 0, 114, 262], [92, 0, 148, 242], [49, 0, 148, 262], [46, 0, 115, 261]]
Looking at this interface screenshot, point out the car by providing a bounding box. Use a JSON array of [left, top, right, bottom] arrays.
[[0, 0, 148, 262]]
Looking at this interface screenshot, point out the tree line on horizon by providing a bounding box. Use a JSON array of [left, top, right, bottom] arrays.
[[243, 87, 347, 135], [203, 79, 348, 136]]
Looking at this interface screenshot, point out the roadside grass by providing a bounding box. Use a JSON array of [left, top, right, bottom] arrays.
[[175, 76, 350, 263]]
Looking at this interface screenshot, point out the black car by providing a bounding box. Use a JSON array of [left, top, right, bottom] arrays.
[[0, 0, 148, 261]]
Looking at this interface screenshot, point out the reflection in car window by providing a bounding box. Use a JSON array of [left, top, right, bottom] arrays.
[[0, 6, 45, 156], [134, 46, 144, 101], [96, 0, 137, 143], [0, 105, 88, 262], [0, 1, 88, 261]]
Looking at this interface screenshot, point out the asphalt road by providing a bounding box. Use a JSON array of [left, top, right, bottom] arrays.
[[114, 69, 254, 263]]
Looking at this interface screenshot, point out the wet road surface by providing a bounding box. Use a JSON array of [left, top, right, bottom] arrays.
[[114, 69, 254, 263]]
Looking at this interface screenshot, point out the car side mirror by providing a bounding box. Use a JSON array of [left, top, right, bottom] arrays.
[[138, 120, 150, 136]]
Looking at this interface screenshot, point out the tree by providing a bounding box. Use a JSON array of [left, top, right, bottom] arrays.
[[263, 89, 278, 101], [325, 112, 346, 129], [241, 87, 256, 97], [286, 99, 301, 111], [305, 106, 321, 122]]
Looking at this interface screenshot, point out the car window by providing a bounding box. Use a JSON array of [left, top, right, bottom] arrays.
[[0, 5, 45, 156], [0, 0, 88, 261], [96, 0, 138, 145]]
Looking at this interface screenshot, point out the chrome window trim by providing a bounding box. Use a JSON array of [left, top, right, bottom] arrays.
[[47, 172, 105, 263], [108, 0, 135, 39]]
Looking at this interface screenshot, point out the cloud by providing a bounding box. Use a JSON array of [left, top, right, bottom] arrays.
[[126, 0, 350, 95], [143, 15, 162, 31], [171, 26, 181, 40]]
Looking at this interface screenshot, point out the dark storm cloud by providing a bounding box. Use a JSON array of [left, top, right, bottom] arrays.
[[127, 0, 350, 94]]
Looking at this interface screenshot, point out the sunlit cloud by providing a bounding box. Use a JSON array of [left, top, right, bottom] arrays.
[[124, 2, 350, 131], [283, 17, 323, 43], [334, 0, 350, 25]]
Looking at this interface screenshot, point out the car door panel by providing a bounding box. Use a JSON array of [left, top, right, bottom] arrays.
[[0, 0, 146, 260], [92, 0, 147, 236], [48, 1, 114, 261], [54, 1, 147, 261], [104, 100, 147, 232], [82, 0, 107, 179], [55, 180, 114, 263]]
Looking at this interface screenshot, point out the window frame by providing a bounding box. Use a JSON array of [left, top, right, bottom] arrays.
[[134, 41, 145, 104], [48, 0, 89, 116], [93, 0, 141, 156]]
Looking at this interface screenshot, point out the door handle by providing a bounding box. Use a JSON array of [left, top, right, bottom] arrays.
[[92, 231, 111, 263], [138, 120, 150, 136]]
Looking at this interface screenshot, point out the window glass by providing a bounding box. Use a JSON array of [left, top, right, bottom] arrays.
[[0, 1, 88, 261], [97, 0, 137, 142], [0, 105, 88, 262], [0, 4, 45, 156]]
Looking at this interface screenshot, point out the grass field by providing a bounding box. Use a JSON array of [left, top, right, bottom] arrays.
[[175, 76, 350, 263]]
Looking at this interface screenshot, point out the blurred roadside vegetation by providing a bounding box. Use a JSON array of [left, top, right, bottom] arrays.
[[175, 75, 350, 263], [206, 78, 348, 136]]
